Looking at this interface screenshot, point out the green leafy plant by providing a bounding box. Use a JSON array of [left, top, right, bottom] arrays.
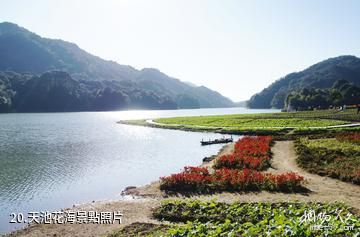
[[154, 200, 360, 237]]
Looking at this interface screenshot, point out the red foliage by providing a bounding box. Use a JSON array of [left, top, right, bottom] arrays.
[[214, 136, 273, 170], [234, 136, 273, 157], [159, 166, 213, 191], [160, 136, 305, 192], [336, 133, 360, 144], [160, 167, 304, 192]]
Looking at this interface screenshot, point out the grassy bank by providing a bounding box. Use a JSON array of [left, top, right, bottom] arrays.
[[119, 108, 360, 138], [155, 108, 360, 124]]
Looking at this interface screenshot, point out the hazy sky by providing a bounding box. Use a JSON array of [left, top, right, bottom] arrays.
[[1, 0, 360, 101]]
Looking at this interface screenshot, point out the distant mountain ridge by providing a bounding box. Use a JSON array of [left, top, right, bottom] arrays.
[[0, 22, 234, 112], [0, 22, 139, 80], [248, 55, 360, 108]]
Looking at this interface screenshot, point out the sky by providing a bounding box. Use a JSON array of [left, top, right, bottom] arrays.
[[1, 0, 360, 101]]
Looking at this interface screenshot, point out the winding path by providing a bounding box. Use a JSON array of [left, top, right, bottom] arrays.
[[270, 141, 360, 208]]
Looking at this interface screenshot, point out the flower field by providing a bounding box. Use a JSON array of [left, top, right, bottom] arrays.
[[295, 134, 360, 184], [160, 136, 305, 192], [153, 200, 360, 237], [214, 136, 272, 170], [111, 126, 360, 237], [112, 112, 360, 237]]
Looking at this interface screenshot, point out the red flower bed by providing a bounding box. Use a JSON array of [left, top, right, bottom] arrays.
[[336, 133, 360, 144], [214, 136, 273, 170], [160, 166, 213, 192], [160, 167, 304, 192], [160, 136, 305, 193], [234, 136, 273, 157], [214, 154, 270, 170]]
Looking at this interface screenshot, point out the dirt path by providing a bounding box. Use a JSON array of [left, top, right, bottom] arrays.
[[270, 141, 360, 207]]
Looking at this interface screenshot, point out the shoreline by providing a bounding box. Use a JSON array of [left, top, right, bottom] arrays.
[[7, 139, 360, 236], [5, 142, 234, 237]]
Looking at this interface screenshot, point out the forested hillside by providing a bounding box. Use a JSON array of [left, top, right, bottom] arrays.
[[0, 22, 234, 112], [248, 56, 360, 109]]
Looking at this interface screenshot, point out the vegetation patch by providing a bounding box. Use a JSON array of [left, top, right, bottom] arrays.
[[336, 133, 360, 144], [107, 222, 170, 237], [155, 117, 348, 128], [154, 200, 360, 237], [155, 108, 360, 123], [295, 134, 360, 184], [160, 136, 305, 193], [160, 166, 304, 193], [214, 136, 272, 170], [120, 109, 360, 138]]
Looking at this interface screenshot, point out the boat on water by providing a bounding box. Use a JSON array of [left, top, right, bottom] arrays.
[[201, 136, 233, 146]]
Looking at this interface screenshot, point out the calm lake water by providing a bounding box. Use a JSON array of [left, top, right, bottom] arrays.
[[0, 107, 278, 234]]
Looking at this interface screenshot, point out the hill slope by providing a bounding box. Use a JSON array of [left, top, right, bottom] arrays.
[[248, 56, 360, 108], [0, 22, 233, 112]]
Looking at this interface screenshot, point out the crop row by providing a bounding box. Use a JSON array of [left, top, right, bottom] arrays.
[[153, 199, 360, 237]]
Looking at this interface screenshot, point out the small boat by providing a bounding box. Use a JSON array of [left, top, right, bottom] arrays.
[[201, 136, 233, 146]]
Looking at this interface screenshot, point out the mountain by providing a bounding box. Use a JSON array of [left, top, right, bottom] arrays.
[[0, 22, 234, 112], [135, 68, 233, 108], [284, 80, 360, 110], [0, 71, 177, 112], [248, 56, 360, 109], [0, 22, 139, 80]]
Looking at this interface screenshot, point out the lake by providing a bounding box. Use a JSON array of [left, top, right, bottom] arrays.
[[0, 107, 278, 234]]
